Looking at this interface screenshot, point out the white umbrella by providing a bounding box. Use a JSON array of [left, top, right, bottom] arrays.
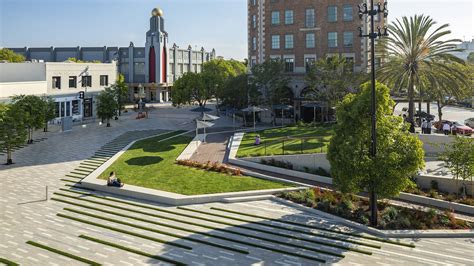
[[196, 120, 215, 142], [201, 113, 220, 121]]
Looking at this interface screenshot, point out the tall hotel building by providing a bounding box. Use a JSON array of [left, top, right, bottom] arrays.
[[7, 7, 216, 104], [248, 0, 385, 102]]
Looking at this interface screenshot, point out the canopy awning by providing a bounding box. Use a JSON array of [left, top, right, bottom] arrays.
[[196, 120, 214, 129], [201, 113, 220, 121]]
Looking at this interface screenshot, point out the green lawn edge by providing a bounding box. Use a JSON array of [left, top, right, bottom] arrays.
[[26, 240, 101, 266]]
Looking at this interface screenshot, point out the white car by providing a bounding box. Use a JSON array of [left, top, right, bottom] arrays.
[[465, 118, 474, 128]]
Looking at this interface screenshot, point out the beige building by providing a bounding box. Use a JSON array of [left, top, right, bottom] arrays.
[[0, 61, 118, 122]]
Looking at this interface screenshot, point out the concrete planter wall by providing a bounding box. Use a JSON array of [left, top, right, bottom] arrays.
[[398, 192, 474, 215], [415, 174, 473, 195]]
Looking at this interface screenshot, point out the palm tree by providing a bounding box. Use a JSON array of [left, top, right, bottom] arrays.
[[377, 15, 466, 132]]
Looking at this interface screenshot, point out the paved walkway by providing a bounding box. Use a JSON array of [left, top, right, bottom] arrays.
[[1, 106, 473, 265]]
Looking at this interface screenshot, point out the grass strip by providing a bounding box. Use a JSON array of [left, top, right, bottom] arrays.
[[73, 169, 93, 173], [79, 235, 187, 266], [94, 152, 115, 156], [26, 240, 101, 266], [90, 156, 110, 161], [193, 207, 415, 248], [65, 175, 83, 179], [53, 190, 379, 249], [78, 166, 98, 170], [56, 213, 192, 250], [60, 179, 78, 183], [63, 205, 351, 257], [69, 171, 88, 175], [64, 184, 95, 191], [63, 208, 249, 255], [83, 160, 105, 164], [0, 257, 19, 266]]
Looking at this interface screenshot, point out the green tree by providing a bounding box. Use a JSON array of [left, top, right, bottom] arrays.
[[250, 59, 290, 121], [42, 96, 56, 132], [441, 136, 474, 196], [11, 95, 46, 144], [112, 74, 129, 116], [306, 55, 367, 121], [0, 104, 28, 164], [327, 81, 425, 224], [172, 72, 208, 109], [96, 87, 117, 127], [0, 48, 25, 62], [220, 74, 261, 109], [377, 15, 466, 132]]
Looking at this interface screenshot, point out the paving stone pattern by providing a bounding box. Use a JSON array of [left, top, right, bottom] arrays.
[[1, 109, 473, 265]]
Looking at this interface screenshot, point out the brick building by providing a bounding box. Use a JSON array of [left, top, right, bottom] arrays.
[[248, 0, 385, 120]]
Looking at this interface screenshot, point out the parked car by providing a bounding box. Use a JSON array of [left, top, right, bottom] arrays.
[[465, 118, 474, 128], [433, 120, 473, 135]]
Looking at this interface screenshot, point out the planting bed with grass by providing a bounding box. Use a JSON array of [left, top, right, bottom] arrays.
[[98, 133, 289, 195], [405, 185, 474, 207], [237, 124, 334, 158], [280, 188, 473, 230]]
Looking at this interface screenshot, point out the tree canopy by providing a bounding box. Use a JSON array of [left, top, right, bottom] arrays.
[[11, 95, 47, 144], [96, 87, 117, 127], [0, 48, 25, 62], [377, 15, 467, 131], [0, 103, 28, 164], [327, 81, 425, 199], [250, 59, 290, 107], [172, 72, 207, 107]]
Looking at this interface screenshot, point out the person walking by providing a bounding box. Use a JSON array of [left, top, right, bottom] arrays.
[[442, 122, 450, 135], [421, 119, 427, 134], [426, 119, 432, 134]]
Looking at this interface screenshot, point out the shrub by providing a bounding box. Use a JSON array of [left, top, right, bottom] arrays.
[[260, 158, 293, 170], [176, 160, 242, 176]]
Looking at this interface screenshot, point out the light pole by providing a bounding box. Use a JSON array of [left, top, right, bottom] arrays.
[[358, 0, 388, 226]]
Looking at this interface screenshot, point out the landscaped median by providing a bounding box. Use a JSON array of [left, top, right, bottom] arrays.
[[79, 130, 299, 205]]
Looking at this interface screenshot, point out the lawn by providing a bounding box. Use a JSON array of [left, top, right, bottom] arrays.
[[99, 132, 290, 195], [237, 125, 334, 158]]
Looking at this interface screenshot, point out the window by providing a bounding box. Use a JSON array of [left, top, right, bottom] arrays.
[[100, 75, 108, 86], [271, 11, 280, 25], [343, 5, 353, 21], [285, 34, 294, 49], [343, 32, 354, 47], [134, 62, 145, 75], [252, 15, 256, 28], [284, 58, 294, 72], [120, 63, 129, 74], [271, 35, 280, 49], [252, 0, 256, 6], [305, 58, 316, 72], [305, 8, 315, 27], [328, 32, 338, 48], [52, 76, 61, 89], [54, 102, 59, 118], [306, 33, 315, 48], [82, 75, 92, 87], [68, 76, 76, 88], [252, 37, 257, 50], [328, 6, 337, 22], [251, 59, 257, 67], [285, 10, 294, 24]]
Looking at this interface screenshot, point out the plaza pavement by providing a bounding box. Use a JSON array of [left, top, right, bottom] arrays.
[[1, 107, 474, 265]]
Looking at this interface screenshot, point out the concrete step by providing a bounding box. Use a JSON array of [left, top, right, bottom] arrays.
[[222, 194, 275, 203]]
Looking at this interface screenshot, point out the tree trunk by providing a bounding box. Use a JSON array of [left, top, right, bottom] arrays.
[[28, 128, 33, 144], [6, 149, 13, 165], [437, 100, 443, 121], [44, 121, 48, 132], [426, 100, 430, 115], [418, 97, 422, 126], [106, 119, 111, 127], [408, 77, 415, 133]]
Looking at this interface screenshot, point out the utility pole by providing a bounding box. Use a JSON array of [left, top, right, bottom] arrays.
[[358, 0, 389, 226]]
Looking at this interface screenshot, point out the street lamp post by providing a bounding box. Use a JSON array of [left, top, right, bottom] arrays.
[[358, 0, 389, 226]]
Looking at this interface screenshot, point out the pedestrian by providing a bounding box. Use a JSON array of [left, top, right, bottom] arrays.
[[426, 119, 432, 134], [421, 119, 427, 134], [442, 122, 450, 135]]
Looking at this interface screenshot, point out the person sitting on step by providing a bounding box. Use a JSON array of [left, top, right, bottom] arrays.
[[107, 171, 124, 187]]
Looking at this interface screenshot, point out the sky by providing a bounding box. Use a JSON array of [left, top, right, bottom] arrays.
[[0, 0, 473, 61]]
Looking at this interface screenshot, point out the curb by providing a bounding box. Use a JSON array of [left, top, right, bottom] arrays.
[[272, 197, 474, 238]]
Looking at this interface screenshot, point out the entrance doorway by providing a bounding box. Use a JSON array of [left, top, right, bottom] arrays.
[[83, 98, 93, 117]]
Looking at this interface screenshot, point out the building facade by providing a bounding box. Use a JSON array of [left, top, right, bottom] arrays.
[[248, 0, 385, 120], [8, 7, 216, 103], [0, 61, 118, 122]]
